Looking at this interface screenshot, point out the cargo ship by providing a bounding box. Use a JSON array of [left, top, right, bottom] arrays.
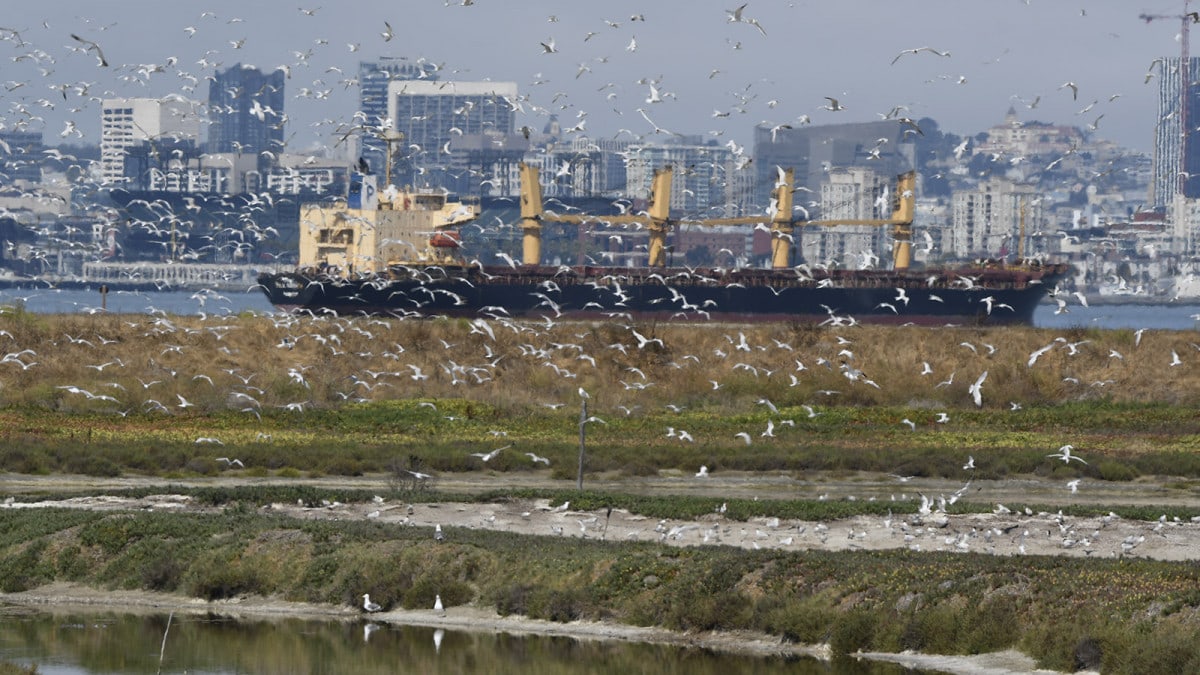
[[257, 162, 1071, 325]]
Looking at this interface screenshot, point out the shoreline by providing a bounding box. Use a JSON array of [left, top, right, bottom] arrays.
[[0, 583, 1074, 675]]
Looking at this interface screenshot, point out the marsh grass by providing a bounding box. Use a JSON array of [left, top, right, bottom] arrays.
[[3, 313, 1200, 479], [14, 506, 1200, 672]]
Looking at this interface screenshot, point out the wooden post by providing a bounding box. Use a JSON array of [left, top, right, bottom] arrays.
[[577, 398, 587, 490], [99, 284, 108, 312]]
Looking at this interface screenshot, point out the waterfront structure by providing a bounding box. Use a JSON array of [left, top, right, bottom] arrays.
[[100, 97, 201, 185], [206, 64, 286, 161]]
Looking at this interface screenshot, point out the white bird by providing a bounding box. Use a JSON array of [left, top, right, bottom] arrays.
[[470, 445, 509, 462], [525, 452, 551, 465], [968, 370, 988, 407], [362, 594, 382, 612], [734, 431, 752, 445], [1067, 479, 1081, 494], [1027, 343, 1054, 367], [434, 524, 445, 542], [695, 465, 709, 478], [1047, 444, 1087, 465], [434, 594, 445, 615]]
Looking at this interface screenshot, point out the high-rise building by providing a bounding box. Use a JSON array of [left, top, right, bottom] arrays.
[[753, 120, 916, 210], [206, 63, 285, 161], [0, 131, 44, 185], [99, 97, 201, 185], [623, 139, 735, 215], [1153, 56, 1200, 206], [386, 79, 518, 187], [950, 177, 1043, 260], [357, 57, 435, 171]]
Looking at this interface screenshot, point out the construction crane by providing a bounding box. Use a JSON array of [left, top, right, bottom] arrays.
[[518, 163, 916, 271], [1141, 3, 1200, 195]]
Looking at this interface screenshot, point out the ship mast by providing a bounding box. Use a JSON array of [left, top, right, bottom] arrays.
[[518, 165, 916, 270]]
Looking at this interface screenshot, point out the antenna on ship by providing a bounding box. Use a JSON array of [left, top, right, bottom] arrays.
[[381, 129, 404, 190]]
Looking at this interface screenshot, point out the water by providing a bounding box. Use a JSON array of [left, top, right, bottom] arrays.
[[0, 609, 919, 675], [0, 288, 276, 317], [1032, 301, 1200, 331], [1, 286, 1198, 331]]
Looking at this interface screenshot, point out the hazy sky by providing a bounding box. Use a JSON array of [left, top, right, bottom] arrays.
[[1, 1, 1192, 154]]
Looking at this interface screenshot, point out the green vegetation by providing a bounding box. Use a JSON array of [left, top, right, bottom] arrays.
[[3, 506, 1200, 673], [6, 314, 1200, 673]]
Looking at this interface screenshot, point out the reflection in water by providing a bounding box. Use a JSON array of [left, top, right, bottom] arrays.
[[0, 608, 922, 674]]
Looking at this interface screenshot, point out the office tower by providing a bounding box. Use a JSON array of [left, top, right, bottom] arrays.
[[1153, 56, 1200, 206], [386, 79, 517, 186], [0, 131, 43, 185], [753, 120, 915, 210], [99, 97, 201, 185], [357, 57, 434, 171], [207, 63, 285, 160]]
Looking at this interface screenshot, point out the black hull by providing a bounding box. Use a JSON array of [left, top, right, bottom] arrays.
[[256, 263, 1073, 326]]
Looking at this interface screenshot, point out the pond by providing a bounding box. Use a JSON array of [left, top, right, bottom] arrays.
[[0, 607, 928, 674]]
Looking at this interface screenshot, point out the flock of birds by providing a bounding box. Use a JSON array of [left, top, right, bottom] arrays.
[[0, 2, 1155, 284]]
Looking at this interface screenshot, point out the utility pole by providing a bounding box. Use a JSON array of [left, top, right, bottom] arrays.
[[577, 397, 587, 490]]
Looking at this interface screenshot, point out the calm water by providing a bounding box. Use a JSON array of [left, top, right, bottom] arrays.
[[0, 286, 1198, 331], [0, 609, 920, 675]]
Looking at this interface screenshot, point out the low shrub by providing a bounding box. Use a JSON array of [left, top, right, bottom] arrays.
[[1097, 460, 1138, 482]]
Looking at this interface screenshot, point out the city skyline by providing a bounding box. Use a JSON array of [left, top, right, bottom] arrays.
[[0, 1, 1192, 157]]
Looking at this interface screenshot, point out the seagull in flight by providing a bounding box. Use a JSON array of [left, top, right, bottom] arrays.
[[1047, 444, 1087, 464], [820, 96, 845, 111], [470, 445, 510, 462], [968, 370, 988, 407], [890, 46, 950, 65], [70, 33, 109, 66]]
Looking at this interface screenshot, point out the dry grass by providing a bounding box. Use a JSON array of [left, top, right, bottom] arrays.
[[1, 309, 1197, 416]]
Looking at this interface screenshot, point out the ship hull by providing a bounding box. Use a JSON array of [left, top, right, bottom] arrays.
[[257, 262, 1072, 326]]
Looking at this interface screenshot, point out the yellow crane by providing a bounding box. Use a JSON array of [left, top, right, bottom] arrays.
[[517, 163, 917, 271]]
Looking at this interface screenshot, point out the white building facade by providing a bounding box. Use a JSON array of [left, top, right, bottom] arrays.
[[100, 97, 201, 185]]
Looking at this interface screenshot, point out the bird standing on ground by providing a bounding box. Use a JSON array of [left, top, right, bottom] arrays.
[[434, 594, 445, 615], [434, 524, 445, 542], [362, 594, 382, 612]]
